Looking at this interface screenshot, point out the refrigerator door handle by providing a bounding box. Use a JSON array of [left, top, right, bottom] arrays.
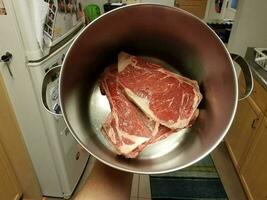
[[1, 52, 13, 77]]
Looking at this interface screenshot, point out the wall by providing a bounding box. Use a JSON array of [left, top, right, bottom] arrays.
[[224, 6, 236, 19], [205, 0, 225, 20], [227, 0, 267, 56], [205, 0, 236, 21]]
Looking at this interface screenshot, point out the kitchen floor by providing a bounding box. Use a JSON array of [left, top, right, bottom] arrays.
[[45, 142, 247, 200], [129, 142, 247, 200]]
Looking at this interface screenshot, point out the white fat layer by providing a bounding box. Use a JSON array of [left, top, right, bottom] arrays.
[[167, 118, 188, 129], [124, 88, 158, 121], [125, 87, 183, 129], [152, 122, 160, 136], [118, 132, 149, 155], [107, 127, 117, 144], [118, 52, 133, 72]]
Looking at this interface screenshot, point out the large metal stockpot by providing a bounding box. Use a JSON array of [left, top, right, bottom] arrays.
[[42, 4, 253, 174]]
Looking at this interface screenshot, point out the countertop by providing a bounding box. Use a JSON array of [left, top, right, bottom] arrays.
[[245, 47, 267, 90]]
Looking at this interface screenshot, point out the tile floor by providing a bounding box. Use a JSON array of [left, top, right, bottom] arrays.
[[130, 174, 151, 200], [45, 142, 247, 200]]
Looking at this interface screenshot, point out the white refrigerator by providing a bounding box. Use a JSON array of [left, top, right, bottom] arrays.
[[0, 0, 101, 198]]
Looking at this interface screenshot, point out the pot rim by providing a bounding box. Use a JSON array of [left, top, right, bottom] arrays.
[[58, 3, 238, 174]]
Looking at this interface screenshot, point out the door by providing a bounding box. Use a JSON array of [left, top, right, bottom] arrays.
[[0, 71, 43, 199], [240, 118, 267, 200], [1, 1, 88, 197], [225, 97, 262, 170], [0, 140, 22, 200], [0, 1, 43, 199], [0, 1, 22, 199]]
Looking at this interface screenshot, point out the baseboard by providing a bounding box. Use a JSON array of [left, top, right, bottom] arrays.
[[23, 197, 46, 200], [14, 193, 22, 200]]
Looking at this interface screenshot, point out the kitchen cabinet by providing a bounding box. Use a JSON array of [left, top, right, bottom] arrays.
[[240, 118, 267, 200], [175, 0, 208, 19], [225, 96, 263, 170], [251, 79, 267, 116], [225, 75, 267, 200]]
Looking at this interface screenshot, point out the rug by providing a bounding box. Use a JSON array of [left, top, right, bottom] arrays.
[[150, 155, 228, 200]]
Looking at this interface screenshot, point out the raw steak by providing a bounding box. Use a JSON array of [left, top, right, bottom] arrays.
[[117, 52, 202, 129], [127, 124, 175, 158], [100, 65, 175, 158]]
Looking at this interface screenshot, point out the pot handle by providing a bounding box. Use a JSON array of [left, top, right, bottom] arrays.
[[231, 53, 253, 101], [41, 66, 62, 116]]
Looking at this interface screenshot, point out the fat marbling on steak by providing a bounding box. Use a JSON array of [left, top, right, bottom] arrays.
[[117, 52, 202, 130], [100, 65, 174, 158]]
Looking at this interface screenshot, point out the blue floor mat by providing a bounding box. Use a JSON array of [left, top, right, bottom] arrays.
[[150, 155, 228, 200]]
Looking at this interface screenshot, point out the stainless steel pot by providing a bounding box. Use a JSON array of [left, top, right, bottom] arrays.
[[42, 4, 253, 174]]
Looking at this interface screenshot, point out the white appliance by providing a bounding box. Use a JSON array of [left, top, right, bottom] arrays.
[[205, 0, 237, 22], [3, 0, 93, 198], [12, 0, 87, 61], [28, 39, 89, 198], [1, 0, 172, 198]]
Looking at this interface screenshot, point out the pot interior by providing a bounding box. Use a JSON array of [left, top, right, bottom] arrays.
[[60, 4, 237, 173]]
